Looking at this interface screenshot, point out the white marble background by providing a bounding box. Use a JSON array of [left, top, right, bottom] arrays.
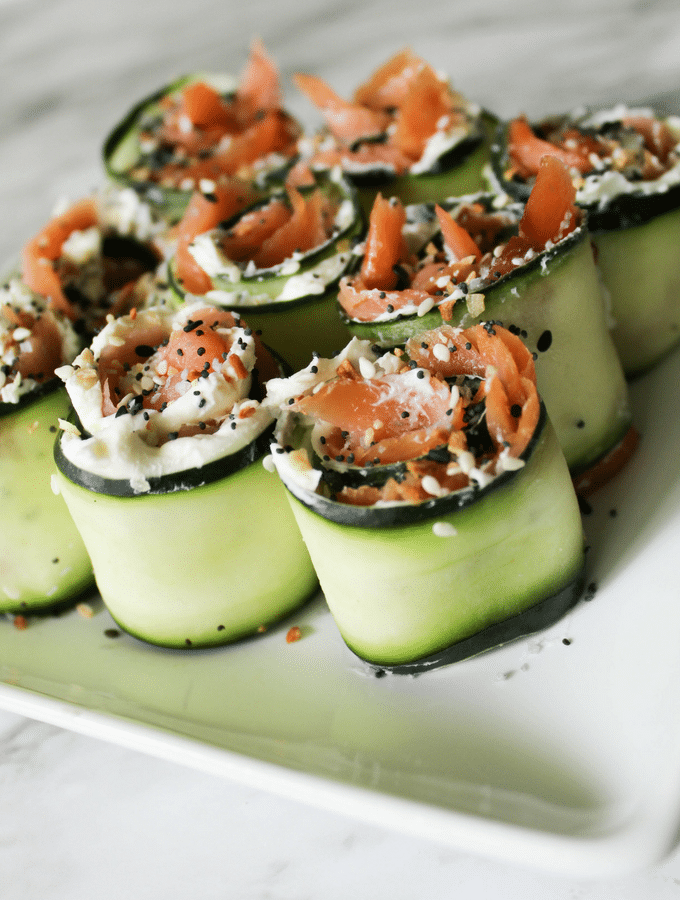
[[3, 0, 680, 896]]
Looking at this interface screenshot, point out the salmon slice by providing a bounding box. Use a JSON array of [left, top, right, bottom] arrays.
[[352, 48, 425, 111], [294, 72, 390, 145], [507, 116, 594, 179], [405, 323, 539, 458], [235, 38, 284, 120], [21, 198, 99, 319], [358, 194, 410, 291], [390, 65, 459, 161], [293, 369, 454, 466], [251, 186, 333, 269], [174, 180, 261, 293]]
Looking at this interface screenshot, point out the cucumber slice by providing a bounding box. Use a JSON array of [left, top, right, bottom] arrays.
[[355, 110, 498, 213], [169, 170, 365, 370], [53, 428, 318, 648], [103, 72, 300, 225], [278, 409, 584, 669], [592, 206, 680, 376], [488, 110, 680, 375], [342, 199, 631, 475], [0, 386, 93, 613]]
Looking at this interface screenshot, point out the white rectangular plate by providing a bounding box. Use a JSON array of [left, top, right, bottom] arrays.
[[2, 349, 680, 879]]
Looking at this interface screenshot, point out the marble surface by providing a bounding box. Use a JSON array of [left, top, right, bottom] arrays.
[[3, 0, 680, 896]]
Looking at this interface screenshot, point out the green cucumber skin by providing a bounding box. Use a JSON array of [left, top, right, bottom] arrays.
[[103, 74, 197, 224], [55, 457, 318, 649], [593, 206, 680, 376], [355, 111, 498, 214], [345, 230, 630, 473], [284, 419, 584, 667], [1, 389, 94, 613], [170, 175, 364, 371], [222, 291, 353, 372], [170, 272, 354, 373]]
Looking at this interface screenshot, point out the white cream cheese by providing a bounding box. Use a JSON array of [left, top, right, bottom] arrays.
[[57, 300, 274, 488], [0, 278, 81, 404]]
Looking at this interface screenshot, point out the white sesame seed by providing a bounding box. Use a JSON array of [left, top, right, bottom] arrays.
[[433, 522, 457, 537], [433, 343, 450, 363], [359, 357, 376, 379], [422, 475, 444, 497]]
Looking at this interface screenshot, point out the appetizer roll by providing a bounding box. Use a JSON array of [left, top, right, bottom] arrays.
[[104, 41, 301, 224], [54, 300, 317, 648], [1, 279, 93, 613], [339, 157, 634, 488], [294, 48, 494, 209], [266, 324, 585, 671], [168, 167, 364, 370], [20, 190, 169, 339], [490, 106, 680, 375]]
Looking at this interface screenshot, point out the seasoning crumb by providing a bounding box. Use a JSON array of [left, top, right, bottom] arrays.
[[76, 602, 94, 619], [104, 628, 121, 638], [13, 615, 28, 630], [257, 624, 267, 633], [562, 637, 572, 646], [286, 626, 302, 644], [583, 582, 597, 602]]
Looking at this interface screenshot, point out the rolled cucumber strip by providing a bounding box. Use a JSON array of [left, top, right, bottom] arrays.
[[339, 191, 632, 477], [103, 43, 301, 225], [294, 50, 494, 216], [1, 386, 93, 613], [54, 300, 317, 647], [266, 325, 584, 670], [488, 107, 680, 375], [169, 169, 365, 371], [54, 438, 317, 648], [283, 413, 583, 670]]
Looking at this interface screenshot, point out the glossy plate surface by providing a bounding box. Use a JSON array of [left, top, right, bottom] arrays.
[[1, 348, 679, 879]]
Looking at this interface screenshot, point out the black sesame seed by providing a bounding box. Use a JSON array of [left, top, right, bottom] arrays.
[[134, 344, 155, 358], [537, 330, 553, 352]]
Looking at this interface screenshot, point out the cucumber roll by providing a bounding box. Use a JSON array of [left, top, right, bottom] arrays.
[[293, 49, 494, 212], [338, 158, 633, 485], [20, 190, 170, 340], [167, 167, 364, 371], [489, 106, 680, 375], [265, 323, 585, 671], [1, 279, 93, 613], [53, 300, 317, 648], [103, 41, 302, 225]]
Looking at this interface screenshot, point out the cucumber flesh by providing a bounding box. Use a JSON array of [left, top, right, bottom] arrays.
[[282, 416, 585, 668], [593, 206, 680, 376], [54, 453, 318, 648], [1, 388, 93, 612]]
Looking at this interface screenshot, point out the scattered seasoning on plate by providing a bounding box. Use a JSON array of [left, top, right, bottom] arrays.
[[286, 626, 302, 644], [104, 628, 121, 639]]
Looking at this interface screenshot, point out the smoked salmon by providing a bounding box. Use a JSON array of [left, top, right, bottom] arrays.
[[104, 41, 301, 222]]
